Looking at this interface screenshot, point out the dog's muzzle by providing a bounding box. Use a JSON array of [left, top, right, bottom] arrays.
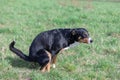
[[78, 37, 93, 44], [88, 37, 93, 44]]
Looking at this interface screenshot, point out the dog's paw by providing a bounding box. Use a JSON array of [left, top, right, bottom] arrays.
[[52, 64, 56, 68]]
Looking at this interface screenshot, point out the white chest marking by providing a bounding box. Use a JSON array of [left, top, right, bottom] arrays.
[[63, 42, 79, 50]]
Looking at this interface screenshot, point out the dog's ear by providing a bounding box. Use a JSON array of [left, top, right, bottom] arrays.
[[71, 29, 76, 35]]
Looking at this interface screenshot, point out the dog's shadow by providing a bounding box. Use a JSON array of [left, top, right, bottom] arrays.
[[6, 57, 39, 69]]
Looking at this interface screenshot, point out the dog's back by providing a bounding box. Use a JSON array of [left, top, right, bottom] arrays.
[[29, 29, 70, 57]]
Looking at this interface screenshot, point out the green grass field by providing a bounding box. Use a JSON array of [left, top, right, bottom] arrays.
[[0, 0, 120, 80]]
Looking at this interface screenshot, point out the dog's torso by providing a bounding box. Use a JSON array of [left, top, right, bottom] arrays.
[[29, 29, 74, 58]]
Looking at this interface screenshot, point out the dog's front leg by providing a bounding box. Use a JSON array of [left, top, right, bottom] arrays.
[[51, 55, 57, 68]]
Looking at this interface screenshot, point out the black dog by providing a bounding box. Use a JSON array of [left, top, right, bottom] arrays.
[[9, 28, 93, 72]]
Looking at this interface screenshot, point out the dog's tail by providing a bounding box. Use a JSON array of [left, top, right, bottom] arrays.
[[9, 41, 33, 62]]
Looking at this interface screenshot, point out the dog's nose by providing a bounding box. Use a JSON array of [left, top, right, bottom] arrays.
[[88, 38, 93, 44], [90, 39, 93, 43]]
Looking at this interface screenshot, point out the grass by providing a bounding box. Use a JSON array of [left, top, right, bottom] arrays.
[[0, 0, 120, 80]]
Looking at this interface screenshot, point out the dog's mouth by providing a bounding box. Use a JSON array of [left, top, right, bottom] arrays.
[[78, 37, 93, 44]]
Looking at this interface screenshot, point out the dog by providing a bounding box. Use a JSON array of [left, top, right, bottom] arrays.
[[9, 28, 93, 72]]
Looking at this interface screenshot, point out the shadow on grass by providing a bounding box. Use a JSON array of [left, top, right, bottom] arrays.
[[6, 57, 39, 70]]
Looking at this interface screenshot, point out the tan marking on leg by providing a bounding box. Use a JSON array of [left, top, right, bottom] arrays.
[[52, 55, 57, 64], [45, 50, 51, 72], [41, 66, 46, 72], [40, 50, 51, 72], [46, 62, 51, 72]]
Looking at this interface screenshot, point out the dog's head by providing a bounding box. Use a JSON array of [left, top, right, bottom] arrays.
[[71, 28, 93, 44]]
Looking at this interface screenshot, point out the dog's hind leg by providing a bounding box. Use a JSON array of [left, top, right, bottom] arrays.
[[40, 59, 49, 72], [45, 51, 51, 72], [40, 50, 51, 72], [40, 61, 51, 72], [46, 62, 51, 72]]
